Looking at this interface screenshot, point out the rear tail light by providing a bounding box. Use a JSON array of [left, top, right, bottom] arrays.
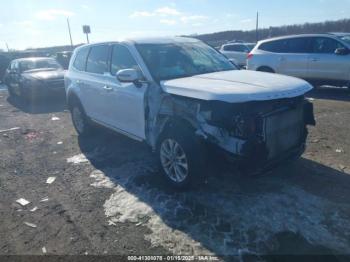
[[247, 53, 253, 59]]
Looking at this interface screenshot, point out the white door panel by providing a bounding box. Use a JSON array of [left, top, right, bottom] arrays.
[[307, 54, 350, 81], [276, 54, 309, 78], [81, 73, 110, 123], [308, 37, 350, 81], [102, 75, 146, 139]]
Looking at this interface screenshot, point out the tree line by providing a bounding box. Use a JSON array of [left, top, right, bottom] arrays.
[[194, 19, 350, 46]]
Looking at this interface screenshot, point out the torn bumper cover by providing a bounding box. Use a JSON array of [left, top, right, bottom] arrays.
[[196, 97, 316, 170]]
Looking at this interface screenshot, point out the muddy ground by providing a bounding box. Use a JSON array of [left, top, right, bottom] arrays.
[[0, 84, 350, 261]]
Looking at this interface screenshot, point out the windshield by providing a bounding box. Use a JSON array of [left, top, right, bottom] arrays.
[[19, 59, 62, 72], [136, 41, 236, 81], [339, 35, 350, 45]]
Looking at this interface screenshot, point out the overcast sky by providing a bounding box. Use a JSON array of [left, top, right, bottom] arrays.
[[1, 0, 350, 50]]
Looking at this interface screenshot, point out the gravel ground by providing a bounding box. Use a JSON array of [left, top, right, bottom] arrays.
[[0, 85, 350, 261]]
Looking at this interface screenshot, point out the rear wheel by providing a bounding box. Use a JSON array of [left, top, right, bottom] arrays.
[[70, 101, 94, 136], [157, 122, 205, 189]]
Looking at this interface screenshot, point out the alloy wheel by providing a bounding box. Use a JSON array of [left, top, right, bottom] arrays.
[[160, 139, 189, 183]]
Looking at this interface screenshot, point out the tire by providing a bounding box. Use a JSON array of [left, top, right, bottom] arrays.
[[20, 86, 33, 105], [70, 100, 94, 136], [7, 84, 15, 97], [157, 122, 205, 189], [257, 66, 275, 73]]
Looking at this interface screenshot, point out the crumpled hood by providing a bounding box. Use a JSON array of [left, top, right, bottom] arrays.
[[161, 70, 313, 103], [23, 70, 65, 81]]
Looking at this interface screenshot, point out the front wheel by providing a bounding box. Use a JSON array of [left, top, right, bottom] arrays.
[[158, 124, 205, 189], [7, 84, 16, 97]]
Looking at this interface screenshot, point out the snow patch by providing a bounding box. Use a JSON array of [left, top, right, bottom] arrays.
[[88, 162, 350, 256], [90, 170, 115, 189], [67, 154, 89, 164]]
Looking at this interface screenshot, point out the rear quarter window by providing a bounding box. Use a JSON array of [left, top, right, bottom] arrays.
[[259, 40, 287, 53], [73, 47, 89, 71]]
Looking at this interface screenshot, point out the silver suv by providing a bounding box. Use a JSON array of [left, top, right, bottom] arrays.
[[65, 37, 315, 188], [247, 34, 350, 88], [219, 43, 255, 68]]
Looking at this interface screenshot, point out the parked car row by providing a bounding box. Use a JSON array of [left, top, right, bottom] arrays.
[[218, 33, 350, 88]]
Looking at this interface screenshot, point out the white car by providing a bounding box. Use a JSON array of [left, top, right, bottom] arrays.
[[247, 34, 350, 88], [219, 43, 255, 68], [65, 37, 315, 188]]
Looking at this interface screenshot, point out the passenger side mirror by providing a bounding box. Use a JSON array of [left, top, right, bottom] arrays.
[[335, 48, 349, 55], [116, 68, 139, 83]]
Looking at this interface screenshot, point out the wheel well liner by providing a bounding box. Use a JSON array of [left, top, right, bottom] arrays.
[[257, 66, 275, 73]]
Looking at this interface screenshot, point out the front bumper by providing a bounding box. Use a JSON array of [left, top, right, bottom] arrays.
[[202, 99, 315, 174], [24, 80, 65, 98]]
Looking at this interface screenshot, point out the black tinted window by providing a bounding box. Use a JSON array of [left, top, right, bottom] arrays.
[[73, 47, 89, 71], [259, 40, 287, 53], [111, 45, 140, 76], [259, 38, 311, 53], [286, 38, 311, 53], [86, 45, 109, 74], [223, 45, 247, 52], [311, 37, 344, 54]]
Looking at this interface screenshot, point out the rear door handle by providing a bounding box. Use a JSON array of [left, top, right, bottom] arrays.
[[103, 85, 113, 91], [310, 58, 319, 62], [279, 57, 286, 61]]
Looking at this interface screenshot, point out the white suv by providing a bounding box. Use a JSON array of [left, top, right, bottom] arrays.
[[219, 43, 255, 68], [65, 37, 315, 188], [247, 34, 350, 88]]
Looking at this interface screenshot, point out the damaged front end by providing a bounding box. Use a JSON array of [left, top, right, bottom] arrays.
[[196, 96, 316, 171], [145, 80, 315, 172]]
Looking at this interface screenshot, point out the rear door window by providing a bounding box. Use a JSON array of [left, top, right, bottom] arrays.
[[73, 47, 89, 71], [110, 45, 140, 76], [310, 37, 345, 54], [285, 38, 311, 53], [86, 45, 109, 74]]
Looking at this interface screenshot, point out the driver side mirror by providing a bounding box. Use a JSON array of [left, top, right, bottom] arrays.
[[335, 48, 349, 55], [116, 68, 139, 83]]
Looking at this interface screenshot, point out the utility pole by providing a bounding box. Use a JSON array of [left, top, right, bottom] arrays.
[[67, 18, 74, 48], [256, 11, 259, 42]]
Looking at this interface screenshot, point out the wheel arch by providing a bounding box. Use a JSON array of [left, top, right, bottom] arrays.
[[257, 66, 275, 73]]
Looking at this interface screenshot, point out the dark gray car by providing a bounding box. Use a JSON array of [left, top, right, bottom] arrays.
[[3, 57, 65, 103]]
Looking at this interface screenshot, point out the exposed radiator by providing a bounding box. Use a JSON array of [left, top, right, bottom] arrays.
[[264, 106, 303, 159]]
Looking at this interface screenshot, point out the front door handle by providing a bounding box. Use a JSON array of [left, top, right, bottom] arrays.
[[310, 58, 319, 62], [103, 85, 113, 91]]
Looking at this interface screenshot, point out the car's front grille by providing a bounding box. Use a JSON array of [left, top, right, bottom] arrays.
[[264, 106, 303, 159]]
